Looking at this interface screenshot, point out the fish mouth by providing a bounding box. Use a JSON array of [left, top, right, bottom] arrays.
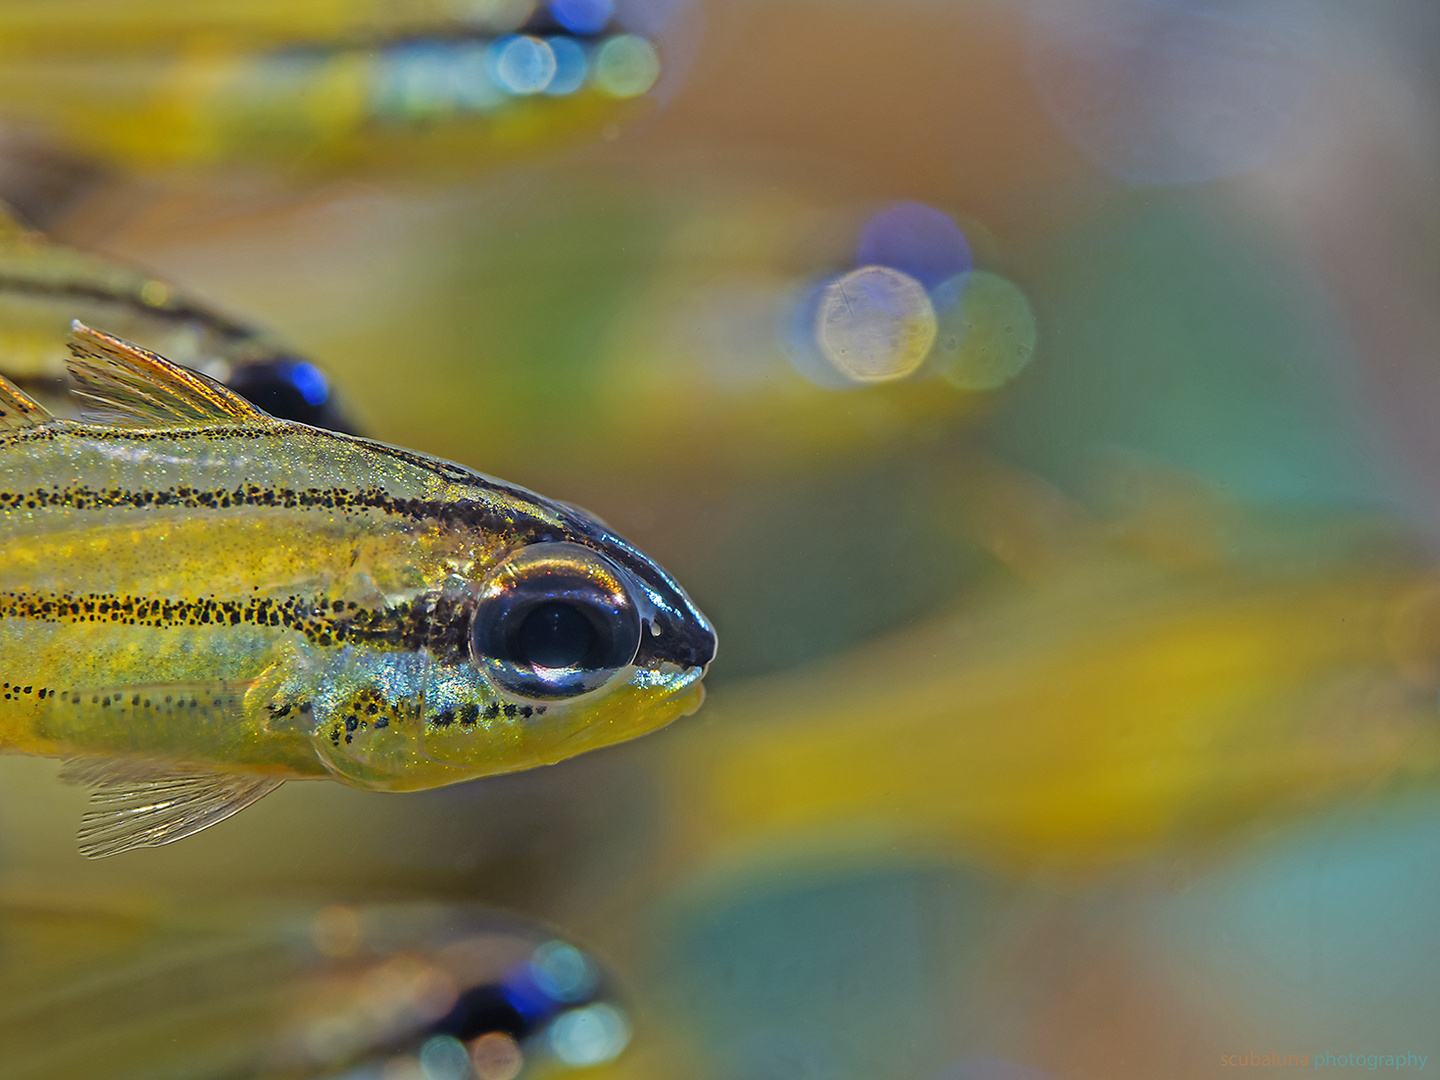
[[636, 610, 717, 673]]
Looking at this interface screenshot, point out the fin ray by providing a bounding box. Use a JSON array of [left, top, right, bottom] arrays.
[[0, 375, 54, 431], [61, 757, 282, 858], [66, 321, 274, 428]]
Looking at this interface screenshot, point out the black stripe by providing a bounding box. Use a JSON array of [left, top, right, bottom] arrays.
[[0, 273, 267, 348], [0, 587, 473, 662], [0, 422, 556, 530], [0, 479, 559, 540], [0, 481, 437, 516]]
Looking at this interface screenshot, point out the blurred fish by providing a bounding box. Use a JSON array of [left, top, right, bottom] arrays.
[[0, 896, 630, 1080], [327, 184, 1004, 486], [0, 0, 671, 174], [0, 324, 714, 857], [664, 462, 1440, 870], [0, 204, 358, 431]]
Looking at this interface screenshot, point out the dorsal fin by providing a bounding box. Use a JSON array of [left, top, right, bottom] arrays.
[[0, 375, 55, 431], [66, 321, 275, 428]]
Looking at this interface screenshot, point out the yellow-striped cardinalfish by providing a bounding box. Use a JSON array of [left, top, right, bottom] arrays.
[[664, 464, 1440, 871], [0, 0, 672, 172], [0, 206, 358, 432], [0, 323, 715, 857], [0, 897, 630, 1080]]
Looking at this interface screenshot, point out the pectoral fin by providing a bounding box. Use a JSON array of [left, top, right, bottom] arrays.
[[59, 758, 283, 858]]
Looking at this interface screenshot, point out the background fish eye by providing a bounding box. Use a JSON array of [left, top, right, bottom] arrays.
[[470, 541, 643, 700], [223, 357, 357, 434]]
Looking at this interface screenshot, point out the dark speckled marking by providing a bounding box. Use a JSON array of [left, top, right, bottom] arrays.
[[0, 481, 472, 523], [0, 587, 474, 663], [29, 685, 245, 715], [0, 680, 47, 701], [322, 685, 453, 746], [419, 696, 544, 732], [0, 423, 555, 542]]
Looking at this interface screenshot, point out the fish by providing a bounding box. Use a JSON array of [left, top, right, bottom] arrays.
[[660, 462, 1440, 871], [0, 894, 631, 1080], [0, 1, 671, 174], [0, 204, 358, 432], [0, 322, 715, 857]]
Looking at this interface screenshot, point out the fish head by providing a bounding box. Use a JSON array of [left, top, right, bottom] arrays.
[[402, 497, 716, 781]]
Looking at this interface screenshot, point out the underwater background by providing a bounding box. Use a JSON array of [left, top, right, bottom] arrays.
[[1, 0, 1439, 1077]]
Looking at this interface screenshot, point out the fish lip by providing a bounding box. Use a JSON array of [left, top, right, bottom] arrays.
[[635, 609, 716, 672]]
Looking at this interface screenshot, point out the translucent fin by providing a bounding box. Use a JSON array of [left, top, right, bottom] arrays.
[[59, 756, 192, 788], [66, 321, 274, 428], [0, 374, 53, 431], [59, 758, 283, 858]]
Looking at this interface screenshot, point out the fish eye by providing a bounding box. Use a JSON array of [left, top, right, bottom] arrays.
[[225, 358, 356, 432], [470, 542, 642, 700]]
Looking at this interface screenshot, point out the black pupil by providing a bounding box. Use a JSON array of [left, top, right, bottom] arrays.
[[517, 602, 596, 669]]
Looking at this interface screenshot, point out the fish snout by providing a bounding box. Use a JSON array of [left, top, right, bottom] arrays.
[[640, 606, 717, 673]]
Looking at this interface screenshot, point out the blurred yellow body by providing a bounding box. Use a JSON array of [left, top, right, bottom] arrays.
[[0, 1, 661, 170], [673, 484, 1440, 869]]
